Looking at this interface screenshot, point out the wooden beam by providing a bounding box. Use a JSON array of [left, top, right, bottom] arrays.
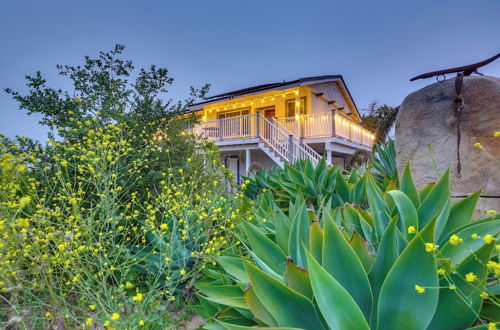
[[328, 100, 336, 105]]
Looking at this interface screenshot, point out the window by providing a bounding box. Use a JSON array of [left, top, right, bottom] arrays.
[[217, 108, 250, 119], [285, 97, 306, 117]]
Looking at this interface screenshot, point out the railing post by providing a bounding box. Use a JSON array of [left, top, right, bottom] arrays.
[[288, 135, 294, 163], [255, 113, 260, 138], [219, 119, 223, 141], [331, 110, 336, 137]]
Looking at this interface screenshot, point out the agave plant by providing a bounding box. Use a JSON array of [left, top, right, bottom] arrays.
[[195, 165, 500, 330], [242, 158, 370, 210]]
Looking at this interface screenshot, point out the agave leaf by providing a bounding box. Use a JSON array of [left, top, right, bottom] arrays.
[[367, 175, 390, 239], [434, 196, 451, 243], [243, 260, 326, 329], [418, 182, 435, 203], [439, 219, 500, 266], [439, 190, 482, 241], [216, 319, 302, 330], [343, 205, 364, 239], [243, 222, 286, 275], [274, 208, 291, 254], [322, 209, 373, 320], [399, 162, 420, 208], [284, 259, 313, 299], [197, 285, 248, 309], [349, 232, 374, 272], [368, 215, 399, 326], [248, 250, 283, 281], [417, 169, 450, 228], [388, 190, 418, 238], [335, 169, 351, 203], [309, 221, 323, 264], [217, 256, 250, 283], [376, 219, 439, 330], [428, 241, 495, 330], [244, 285, 277, 326], [288, 199, 310, 268], [480, 301, 500, 323], [305, 250, 370, 330]]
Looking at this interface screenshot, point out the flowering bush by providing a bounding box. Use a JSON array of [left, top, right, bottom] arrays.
[[0, 120, 243, 328]]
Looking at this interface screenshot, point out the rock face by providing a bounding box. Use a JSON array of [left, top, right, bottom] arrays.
[[396, 76, 500, 217]]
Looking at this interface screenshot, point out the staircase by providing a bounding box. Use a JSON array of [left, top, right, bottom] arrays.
[[193, 113, 331, 168], [257, 114, 330, 168]]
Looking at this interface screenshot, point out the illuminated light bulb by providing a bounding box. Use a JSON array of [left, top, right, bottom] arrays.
[[294, 90, 299, 95], [261, 99, 264, 103], [271, 97, 275, 101], [295, 101, 300, 106]]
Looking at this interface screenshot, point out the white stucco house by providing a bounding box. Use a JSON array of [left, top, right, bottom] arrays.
[[189, 75, 374, 183]]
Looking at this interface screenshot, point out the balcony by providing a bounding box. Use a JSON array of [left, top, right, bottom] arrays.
[[193, 112, 375, 148]]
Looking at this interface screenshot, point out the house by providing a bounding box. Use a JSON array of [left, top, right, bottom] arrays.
[[189, 75, 375, 183]]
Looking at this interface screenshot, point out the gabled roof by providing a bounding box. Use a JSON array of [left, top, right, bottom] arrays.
[[189, 75, 360, 119]]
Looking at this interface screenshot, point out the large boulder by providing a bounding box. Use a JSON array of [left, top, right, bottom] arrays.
[[395, 76, 500, 217]]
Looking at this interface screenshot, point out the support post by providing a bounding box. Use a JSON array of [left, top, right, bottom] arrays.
[[245, 148, 251, 174], [288, 135, 294, 163], [255, 113, 260, 138], [326, 149, 332, 163], [219, 119, 223, 141], [331, 109, 336, 137]]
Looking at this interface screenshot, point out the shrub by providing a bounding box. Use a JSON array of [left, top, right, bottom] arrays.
[[196, 162, 500, 329], [0, 120, 242, 328]]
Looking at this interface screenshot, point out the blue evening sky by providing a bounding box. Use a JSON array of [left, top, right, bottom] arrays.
[[1, 0, 499, 142]]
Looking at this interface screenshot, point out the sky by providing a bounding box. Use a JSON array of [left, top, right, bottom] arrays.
[[1, 0, 499, 142]]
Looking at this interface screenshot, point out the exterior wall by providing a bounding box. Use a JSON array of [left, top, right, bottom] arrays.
[[221, 148, 282, 182], [307, 82, 359, 122]]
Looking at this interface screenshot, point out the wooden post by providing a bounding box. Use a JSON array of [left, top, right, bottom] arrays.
[[326, 149, 332, 163], [245, 148, 251, 174], [219, 119, 223, 141], [288, 135, 294, 163], [256, 113, 260, 138], [331, 109, 336, 137]]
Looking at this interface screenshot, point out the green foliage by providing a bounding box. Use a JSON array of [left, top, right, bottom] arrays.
[[196, 160, 500, 329]]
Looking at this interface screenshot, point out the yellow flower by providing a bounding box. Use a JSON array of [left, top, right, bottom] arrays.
[[111, 313, 120, 320], [407, 226, 416, 234], [471, 233, 479, 239], [437, 268, 446, 275], [449, 234, 463, 246], [449, 285, 457, 290], [19, 196, 32, 207], [74, 97, 82, 103], [104, 321, 110, 327], [45, 311, 51, 317], [171, 296, 176, 301], [488, 322, 497, 330], [125, 281, 133, 288], [160, 223, 168, 230], [494, 131, 500, 137], [484, 234, 495, 244], [474, 142, 483, 148], [85, 318, 93, 326], [132, 292, 143, 302], [179, 269, 186, 276], [89, 304, 96, 310], [487, 209, 497, 214], [84, 120, 91, 126], [414, 285, 425, 294], [465, 272, 477, 282], [187, 157, 192, 163], [480, 291, 489, 299], [425, 242, 438, 252], [139, 320, 145, 326]]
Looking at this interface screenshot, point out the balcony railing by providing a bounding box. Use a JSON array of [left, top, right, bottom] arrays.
[[275, 112, 375, 147]]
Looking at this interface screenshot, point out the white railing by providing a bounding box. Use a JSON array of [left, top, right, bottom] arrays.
[[192, 112, 375, 165], [275, 117, 297, 136], [193, 114, 257, 141], [273, 118, 326, 167], [278, 113, 374, 148]]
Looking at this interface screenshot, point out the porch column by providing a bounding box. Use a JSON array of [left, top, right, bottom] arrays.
[[326, 149, 332, 163], [245, 148, 251, 174]]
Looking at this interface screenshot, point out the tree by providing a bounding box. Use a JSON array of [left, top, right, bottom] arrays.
[[5, 44, 210, 138], [347, 102, 399, 170]]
